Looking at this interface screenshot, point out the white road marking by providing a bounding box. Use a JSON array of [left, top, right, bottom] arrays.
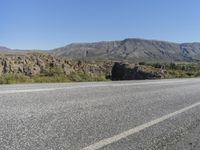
[[0, 88, 56, 94], [82, 101, 200, 150], [0, 79, 194, 94]]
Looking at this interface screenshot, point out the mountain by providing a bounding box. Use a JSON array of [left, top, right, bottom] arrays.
[[52, 38, 200, 62], [0, 46, 12, 52], [0, 46, 28, 53], [1, 38, 200, 62], [0, 46, 46, 54]]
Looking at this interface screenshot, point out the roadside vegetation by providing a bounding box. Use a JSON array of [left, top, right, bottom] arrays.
[[139, 62, 200, 78], [0, 72, 107, 84], [0, 60, 199, 84]]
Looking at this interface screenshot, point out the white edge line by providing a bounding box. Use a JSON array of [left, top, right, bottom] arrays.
[[0, 80, 190, 94], [82, 101, 200, 150]]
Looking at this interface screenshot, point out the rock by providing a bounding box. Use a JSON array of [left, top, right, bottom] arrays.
[[3, 60, 11, 73], [63, 64, 74, 75], [111, 62, 164, 80], [23, 66, 32, 76], [0, 53, 112, 78], [0, 65, 3, 75], [32, 65, 41, 75], [0, 53, 167, 81]]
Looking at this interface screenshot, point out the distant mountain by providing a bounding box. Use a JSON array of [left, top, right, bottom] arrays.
[[0, 46, 27, 53], [0, 46, 12, 52], [52, 38, 200, 62], [1, 38, 200, 62], [0, 46, 45, 54]]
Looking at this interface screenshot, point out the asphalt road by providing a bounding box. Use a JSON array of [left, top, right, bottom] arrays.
[[0, 79, 200, 150]]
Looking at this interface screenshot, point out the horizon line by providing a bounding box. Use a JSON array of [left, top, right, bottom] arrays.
[[1, 37, 200, 51]]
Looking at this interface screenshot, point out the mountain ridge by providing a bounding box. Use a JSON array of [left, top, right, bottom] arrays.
[[1, 38, 200, 62], [52, 38, 200, 62]]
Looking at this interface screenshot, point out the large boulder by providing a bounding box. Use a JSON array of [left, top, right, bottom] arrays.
[[111, 62, 165, 80]]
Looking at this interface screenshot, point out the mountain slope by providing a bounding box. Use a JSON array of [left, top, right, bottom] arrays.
[[52, 38, 200, 62], [0, 46, 12, 52], [1, 38, 200, 62], [0, 46, 46, 54]]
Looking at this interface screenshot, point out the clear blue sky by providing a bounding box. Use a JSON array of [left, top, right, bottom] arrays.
[[1, 0, 200, 49]]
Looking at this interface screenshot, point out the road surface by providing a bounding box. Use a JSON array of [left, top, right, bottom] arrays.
[[0, 79, 200, 150]]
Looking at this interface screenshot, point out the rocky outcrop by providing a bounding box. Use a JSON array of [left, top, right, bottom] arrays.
[[0, 53, 166, 81], [0, 53, 112, 77], [111, 62, 165, 80]]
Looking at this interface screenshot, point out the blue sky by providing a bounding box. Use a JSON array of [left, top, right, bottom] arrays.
[[1, 0, 200, 49]]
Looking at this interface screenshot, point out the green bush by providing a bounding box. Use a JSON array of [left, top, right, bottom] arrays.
[[0, 74, 32, 84], [138, 62, 146, 65]]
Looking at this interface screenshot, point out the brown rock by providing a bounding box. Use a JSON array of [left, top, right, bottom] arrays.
[[111, 62, 165, 80]]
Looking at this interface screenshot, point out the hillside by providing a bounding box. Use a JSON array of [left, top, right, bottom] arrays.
[[1, 38, 200, 62], [52, 38, 200, 62], [0, 46, 12, 52], [0, 47, 45, 54]]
